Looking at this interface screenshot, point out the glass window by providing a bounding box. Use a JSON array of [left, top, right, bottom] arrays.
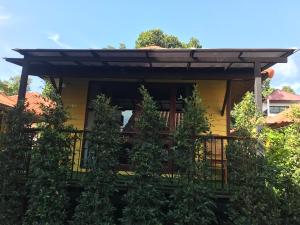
[[269, 106, 289, 114]]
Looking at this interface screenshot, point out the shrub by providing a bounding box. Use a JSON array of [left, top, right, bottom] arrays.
[[23, 92, 72, 225], [0, 105, 33, 225], [121, 86, 166, 225], [71, 95, 120, 225]]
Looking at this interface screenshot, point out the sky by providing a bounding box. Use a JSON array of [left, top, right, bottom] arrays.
[[0, 0, 299, 93]]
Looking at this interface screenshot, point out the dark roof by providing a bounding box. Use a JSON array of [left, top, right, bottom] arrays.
[[4, 48, 296, 79]]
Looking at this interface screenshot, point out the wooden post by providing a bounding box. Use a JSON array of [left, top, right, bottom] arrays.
[[169, 85, 177, 131], [226, 80, 232, 136], [17, 60, 29, 106], [254, 62, 262, 112]]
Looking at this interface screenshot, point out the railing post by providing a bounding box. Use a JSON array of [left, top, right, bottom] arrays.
[[221, 138, 224, 189]]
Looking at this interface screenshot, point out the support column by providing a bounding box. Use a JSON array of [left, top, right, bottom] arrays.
[[17, 60, 29, 106], [169, 85, 177, 131], [254, 62, 262, 112]]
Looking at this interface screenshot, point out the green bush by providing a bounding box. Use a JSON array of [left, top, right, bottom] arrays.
[[23, 92, 72, 225], [0, 105, 33, 225], [71, 95, 120, 225], [121, 86, 167, 225], [170, 86, 217, 225]]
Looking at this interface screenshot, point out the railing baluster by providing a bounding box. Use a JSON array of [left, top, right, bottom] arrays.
[[221, 138, 224, 189]]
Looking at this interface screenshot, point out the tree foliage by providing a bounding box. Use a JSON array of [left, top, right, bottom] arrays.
[[0, 76, 31, 96], [231, 92, 262, 136], [227, 139, 281, 225], [71, 95, 120, 225], [170, 86, 216, 225], [23, 91, 72, 225], [121, 86, 166, 225], [0, 105, 33, 225], [262, 78, 274, 99], [135, 29, 202, 48], [281, 85, 296, 94], [229, 91, 300, 224]]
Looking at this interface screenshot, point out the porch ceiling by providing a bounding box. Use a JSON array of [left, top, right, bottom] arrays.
[[4, 48, 296, 79]]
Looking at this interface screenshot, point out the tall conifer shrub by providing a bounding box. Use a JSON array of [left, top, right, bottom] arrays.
[[0, 104, 33, 225], [23, 91, 72, 225], [71, 95, 120, 225], [121, 86, 166, 225], [170, 86, 217, 225]]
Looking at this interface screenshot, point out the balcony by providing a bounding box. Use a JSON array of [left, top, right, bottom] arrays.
[[20, 128, 246, 191]]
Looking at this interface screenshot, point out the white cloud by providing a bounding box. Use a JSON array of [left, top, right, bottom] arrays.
[[274, 57, 298, 78], [48, 33, 71, 48], [273, 82, 300, 93], [0, 5, 11, 24]]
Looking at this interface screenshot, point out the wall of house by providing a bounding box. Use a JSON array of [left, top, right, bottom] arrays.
[[60, 78, 228, 173], [197, 80, 227, 136], [61, 78, 89, 173]]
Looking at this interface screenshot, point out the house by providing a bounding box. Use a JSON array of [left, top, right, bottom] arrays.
[[263, 89, 300, 116], [0, 92, 46, 130], [266, 104, 300, 128], [5, 48, 295, 187]]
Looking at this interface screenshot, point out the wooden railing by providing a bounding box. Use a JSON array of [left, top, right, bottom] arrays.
[[22, 129, 243, 189]]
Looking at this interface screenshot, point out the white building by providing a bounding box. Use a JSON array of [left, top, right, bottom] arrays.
[[263, 90, 300, 116]]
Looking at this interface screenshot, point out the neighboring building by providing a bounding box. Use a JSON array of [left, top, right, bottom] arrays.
[[5, 48, 295, 189], [266, 104, 300, 128], [0, 92, 46, 130], [263, 89, 300, 116]]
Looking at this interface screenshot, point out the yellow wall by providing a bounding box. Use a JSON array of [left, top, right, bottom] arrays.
[[61, 79, 88, 129], [61, 79, 228, 172], [197, 80, 227, 136], [61, 78, 89, 173]]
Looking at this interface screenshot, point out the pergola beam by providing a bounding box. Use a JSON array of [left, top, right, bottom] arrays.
[[21, 56, 287, 64], [254, 62, 263, 112], [221, 80, 232, 116], [17, 60, 29, 105]]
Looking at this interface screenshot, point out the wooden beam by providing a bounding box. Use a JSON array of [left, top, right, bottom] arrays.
[[226, 81, 232, 136], [58, 77, 63, 94], [169, 85, 177, 131], [24, 56, 287, 63], [254, 62, 262, 112], [27, 65, 254, 80], [221, 80, 232, 116], [17, 60, 29, 105], [50, 77, 59, 93]]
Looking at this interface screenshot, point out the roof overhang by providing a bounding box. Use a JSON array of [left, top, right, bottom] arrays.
[[4, 48, 296, 80]]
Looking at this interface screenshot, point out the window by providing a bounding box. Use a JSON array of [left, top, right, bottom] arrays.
[[269, 106, 289, 114]]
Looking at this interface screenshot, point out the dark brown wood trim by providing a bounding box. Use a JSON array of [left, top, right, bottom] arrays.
[[169, 84, 177, 131], [221, 80, 232, 116], [23, 55, 287, 63], [50, 77, 59, 93], [58, 77, 63, 94], [254, 62, 262, 112], [226, 81, 232, 136], [17, 60, 29, 105]]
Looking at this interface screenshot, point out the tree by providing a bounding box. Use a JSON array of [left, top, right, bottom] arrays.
[[282, 86, 296, 94], [231, 92, 262, 136], [262, 78, 274, 99], [226, 138, 282, 225], [121, 86, 166, 225], [41, 80, 56, 97], [0, 76, 31, 96], [169, 86, 216, 225], [23, 91, 72, 225], [0, 105, 33, 225], [71, 95, 120, 225], [135, 29, 202, 48]]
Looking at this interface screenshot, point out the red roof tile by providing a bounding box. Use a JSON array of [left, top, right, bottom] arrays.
[[267, 90, 300, 101], [0, 92, 51, 115], [266, 104, 300, 128]]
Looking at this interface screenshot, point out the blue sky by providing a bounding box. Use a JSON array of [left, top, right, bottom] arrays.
[[0, 0, 299, 93]]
